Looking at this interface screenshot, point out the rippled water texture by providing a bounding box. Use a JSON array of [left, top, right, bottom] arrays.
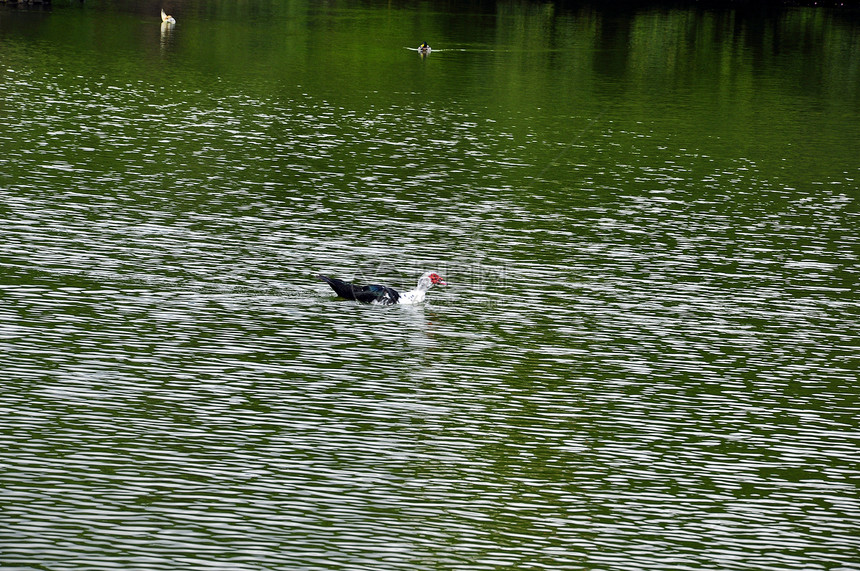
[[1, 1, 859, 569]]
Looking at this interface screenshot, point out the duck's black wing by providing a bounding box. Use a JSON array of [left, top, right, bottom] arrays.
[[355, 283, 400, 305], [318, 275, 400, 305]]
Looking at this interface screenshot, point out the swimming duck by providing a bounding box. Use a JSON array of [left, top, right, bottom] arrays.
[[318, 271, 447, 305], [418, 42, 431, 54], [161, 9, 176, 24]]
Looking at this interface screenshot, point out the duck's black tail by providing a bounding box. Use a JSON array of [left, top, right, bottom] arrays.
[[318, 274, 399, 304], [318, 274, 357, 300]]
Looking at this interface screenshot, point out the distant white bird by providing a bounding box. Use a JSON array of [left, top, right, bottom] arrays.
[[161, 9, 176, 24]]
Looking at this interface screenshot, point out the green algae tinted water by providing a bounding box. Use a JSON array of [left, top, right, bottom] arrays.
[[1, 1, 858, 569]]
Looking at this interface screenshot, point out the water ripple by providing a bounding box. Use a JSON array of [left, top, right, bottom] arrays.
[[2, 29, 859, 571]]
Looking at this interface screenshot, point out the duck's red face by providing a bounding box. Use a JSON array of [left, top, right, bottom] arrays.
[[429, 273, 447, 286]]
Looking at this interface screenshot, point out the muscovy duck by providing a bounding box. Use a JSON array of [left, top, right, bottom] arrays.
[[318, 271, 447, 305]]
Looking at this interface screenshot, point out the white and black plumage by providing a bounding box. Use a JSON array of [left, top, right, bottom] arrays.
[[318, 271, 447, 305]]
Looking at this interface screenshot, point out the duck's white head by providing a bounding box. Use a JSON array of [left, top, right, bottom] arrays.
[[416, 271, 447, 291]]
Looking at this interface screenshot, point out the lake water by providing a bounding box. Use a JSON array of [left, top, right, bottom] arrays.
[[1, 1, 859, 569]]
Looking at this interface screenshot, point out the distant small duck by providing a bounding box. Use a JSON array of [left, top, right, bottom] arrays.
[[161, 9, 176, 24], [319, 271, 447, 305], [418, 42, 431, 54]]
